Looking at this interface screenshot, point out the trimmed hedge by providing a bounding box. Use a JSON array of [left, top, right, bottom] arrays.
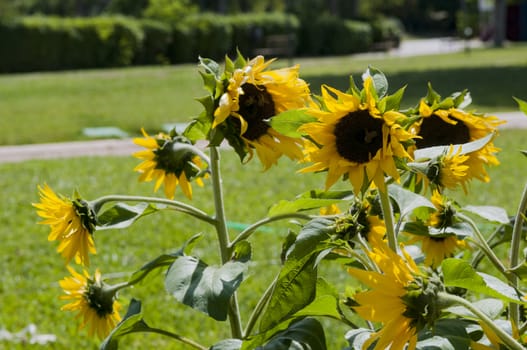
[[135, 19, 172, 65], [0, 16, 144, 72], [297, 15, 372, 56]]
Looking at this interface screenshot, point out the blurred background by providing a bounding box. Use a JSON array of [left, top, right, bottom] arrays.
[[0, 0, 522, 73]]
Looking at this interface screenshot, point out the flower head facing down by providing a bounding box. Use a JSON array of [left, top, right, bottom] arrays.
[[348, 240, 444, 350], [415, 96, 504, 184], [34, 184, 96, 267], [133, 129, 208, 200], [300, 77, 414, 194], [59, 266, 122, 339], [213, 55, 310, 169]]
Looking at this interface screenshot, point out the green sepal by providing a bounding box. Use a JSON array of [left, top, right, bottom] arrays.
[[198, 56, 221, 79], [442, 258, 527, 304], [232, 241, 252, 263], [452, 89, 472, 109], [269, 109, 317, 138], [513, 96, 527, 116], [347, 75, 361, 96], [378, 85, 406, 113], [425, 82, 442, 105], [165, 256, 248, 321], [268, 190, 353, 216], [100, 299, 151, 350], [96, 202, 159, 230]]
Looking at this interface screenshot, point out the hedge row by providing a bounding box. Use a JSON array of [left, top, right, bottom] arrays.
[[0, 13, 402, 73]]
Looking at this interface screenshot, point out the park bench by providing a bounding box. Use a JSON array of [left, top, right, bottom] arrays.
[[252, 34, 296, 63]]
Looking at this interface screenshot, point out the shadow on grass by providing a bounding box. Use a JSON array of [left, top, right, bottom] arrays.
[[303, 65, 527, 110]]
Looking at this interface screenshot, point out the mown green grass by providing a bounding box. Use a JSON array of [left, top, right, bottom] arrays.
[[0, 129, 525, 349], [1, 43, 527, 145]]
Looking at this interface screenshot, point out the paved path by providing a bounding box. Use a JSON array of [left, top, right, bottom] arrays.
[[0, 111, 524, 164]]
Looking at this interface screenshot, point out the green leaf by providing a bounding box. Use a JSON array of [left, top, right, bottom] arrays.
[[97, 202, 158, 230], [165, 257, 248, 321], [426, 82, 442, 104], [269, 110, 317, 138], [345, 328, 374, 350], [442, 258, 526, 303], [413, 132, 495, 161], [268, 190, 353, 216], [292, 278, 341, 320], [210, 339, 243, 350], [365, 66, 388, 98], [259, 218, 336, 332], [447, 298, 504, 320], [128, 234, 201, 285], [388, 184, 435, 219], [452, 90, 472, 109], [256, 318, 327, 350], [232, 241, 252, 263], [521, 150, 527, 157], [380, 85, 406, 112], [416, 318, 471, 350], [513, 96, 527, 116], [461, 205, 510, 224], [100, 299, 150, 350]]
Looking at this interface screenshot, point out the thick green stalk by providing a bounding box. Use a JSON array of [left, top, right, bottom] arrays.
[[209, 146, 243, 339], [378, 188, 397, 251], [508, 182, 527, 329], [439, 292, 524, 350]]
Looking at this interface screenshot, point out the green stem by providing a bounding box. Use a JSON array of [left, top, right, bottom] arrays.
[[243, 276, 277, 338], [508, 182, 527, 329], [209, 146, 243, 339], [143, 327, 208, 350], [91, 195, 216, 225], [230, 213, 312, 248], [378, 188, 397, 251], [438, 292, 525, 350], [458, 213, 512, 282]]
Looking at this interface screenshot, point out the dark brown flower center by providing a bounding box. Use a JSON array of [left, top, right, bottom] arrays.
[[416, 114, 470, 149], [86, 284, 115, 317], [236, 83, 274, 141], [334, 110, 384, 164]]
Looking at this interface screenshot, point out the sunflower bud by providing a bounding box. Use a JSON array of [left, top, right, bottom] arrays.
[[402, 272, 445, 331]]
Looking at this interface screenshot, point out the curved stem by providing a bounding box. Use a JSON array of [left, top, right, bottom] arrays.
[[458, 213, 512, 282], [209, 146, 243, 339], [143, 327, 208, 350], [438, 292, 525, 350], [378, 189, 397, 251], [230, 213, 312, 248], [91, 195, 216, 225], [243, 276, 277, 338], [508, 182, 527, 330]]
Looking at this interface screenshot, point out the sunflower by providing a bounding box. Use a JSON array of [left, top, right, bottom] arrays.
[[34, 184, 96, 267], [299, 77, 414, 194], [59, 266, 122, 339], [133, 129, 208, 200], [213, 55, 310, 169], [348, 239, 435, 350], [415, 99, 504, 183], [416, 235, 466, 269]]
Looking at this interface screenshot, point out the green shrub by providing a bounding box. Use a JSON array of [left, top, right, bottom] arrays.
[[226, 12, 300, 57], [167, 22, 195, 63], [0, 16, 144, 73], [297, 15, 372, 56], [183, 13, 232, 61], [369, 16, 404, 47], [135, 19, 172, 65]]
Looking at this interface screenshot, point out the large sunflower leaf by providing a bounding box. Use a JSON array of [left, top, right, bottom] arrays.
[[268, 190, 353, 216], [96, 202, 159, 230], [255, 318, 327, 350], [345, 328, 374, 350], [259, 218, 336, 332], [461, 205, 510, 224], [165, 256, 248, 321], [388, 184, 435, 219], [100, 299, 150, 350], [269, 110, 317, 138], [413, 132, 495, 161], [210, 339, 243, 350], [442, 258, 526, 303], [416, 319, 471, 350]]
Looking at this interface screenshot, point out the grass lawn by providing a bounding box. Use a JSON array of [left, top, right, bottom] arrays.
[[1, 43, 527, 145], [0, 128, 525, 349]]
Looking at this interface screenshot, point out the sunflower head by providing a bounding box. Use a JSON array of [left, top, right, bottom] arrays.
[[348, 239, 445, 350], [428, 190, 457, 229], [412, 84, 504, 184], [198, 52, 310, 169], [33, 184, 97, 267], [133, 128, 209, 200], [59, 266, 122, 339], [299, 68, 415, 195]]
